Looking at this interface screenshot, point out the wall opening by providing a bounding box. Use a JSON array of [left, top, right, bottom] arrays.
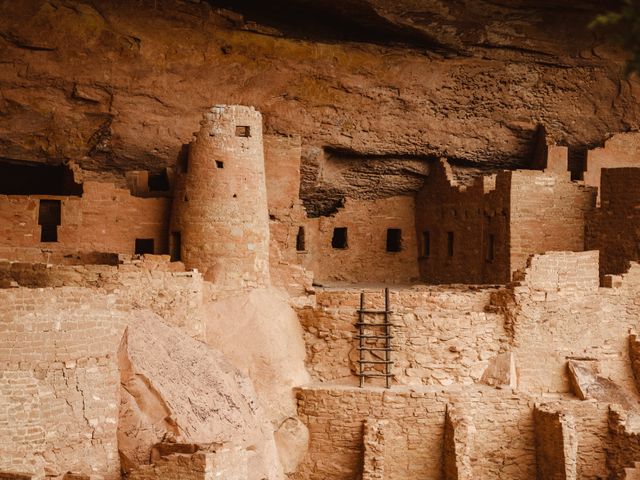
[[296, 226, 306, 251], [178, 143, 190, 173], [135, 238, 155, 255], [486, 234, 495, 262], [447, 231, 454, 257], [38, 199, 61, 243], [148, 170, 170, 192], [332, 227, 348, 249], [0, 159, 82, 196], [386, 228, 402, 252], [235, 125, 251, 137], [421, 231, 430, 257], [170, 232, 181, 262], [215, 160, 224, 169]]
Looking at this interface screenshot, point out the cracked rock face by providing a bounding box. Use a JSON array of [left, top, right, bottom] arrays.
[[0, 0, 638, 214]]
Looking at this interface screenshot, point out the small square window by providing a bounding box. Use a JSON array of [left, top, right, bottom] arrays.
[[332, 227, 348, 249], [215, 160, 224, 169], [135, 238, 154, 255], [235, 126, 251, 137], [386, 228, 402, 252]]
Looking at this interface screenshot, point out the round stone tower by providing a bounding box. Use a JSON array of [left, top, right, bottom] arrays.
[[170, 105, 270, 287]]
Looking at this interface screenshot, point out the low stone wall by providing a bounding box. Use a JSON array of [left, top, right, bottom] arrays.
[[608, 405, 640, 480], [534, 404, 578, 480]]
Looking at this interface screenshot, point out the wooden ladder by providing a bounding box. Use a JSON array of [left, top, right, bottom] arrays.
[[356, 287, 394, 388]]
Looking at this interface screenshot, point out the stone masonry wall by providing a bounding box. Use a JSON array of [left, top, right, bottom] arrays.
[[293, 385, 536, 480], [586, 167, 640, 277], [508, 170, 596, 277], [415, 159, 511, 284], [0, 287, 126, 479], [534, 404, 578, 480], [298, 286, 507, 387], [0, 256, 205, 338], [607, 405, 640, 480], [170, 105, 271, 287], [0, 181, 170, 260], [309, 196, 420, 284]]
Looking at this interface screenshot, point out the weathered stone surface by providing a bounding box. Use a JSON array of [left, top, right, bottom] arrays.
[[567, 360, 632, 408], [480, 352, 517, 389], [0, 0, 638, 214]]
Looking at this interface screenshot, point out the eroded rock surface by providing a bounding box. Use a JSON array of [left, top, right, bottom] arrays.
[[1, 0, 639, 214]]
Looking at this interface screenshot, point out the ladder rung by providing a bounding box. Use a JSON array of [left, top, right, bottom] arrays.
[[355, 335, 393, 339], [357, 360, 393, 364], [355, 322, 397, 327], [356, 373, 394, 377], [357, 347, 393, 351], [358, 309, 393, 314]]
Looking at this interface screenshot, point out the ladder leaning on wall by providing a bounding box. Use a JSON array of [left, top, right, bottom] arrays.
[[355, 287, 395, 389]]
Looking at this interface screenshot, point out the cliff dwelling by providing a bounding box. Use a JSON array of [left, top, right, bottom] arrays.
[[4, 1, 640, 479]]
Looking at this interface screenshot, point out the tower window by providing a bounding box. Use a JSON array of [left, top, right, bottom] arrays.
[[447, 232, 454, 257], [170, 232, 181, 262], [38, 199, 61, 243], [486, 234, 495, 263], [215, 160, 224, 169], [296, 226, 306, 251], [235, 126, 251, 137], [421, 231, 430, 257], [178, 144, 190, 173], [386, 228, 402, 252], [331, 227, 348, 249], [135, 238, 154, 255]]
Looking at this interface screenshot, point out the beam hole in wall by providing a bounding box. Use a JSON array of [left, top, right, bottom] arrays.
[[235, 125, 251, 137], [421, 231, 430, 257], [216, 160, 224, 169], [0, 159, 82, 196], [135, 238, 154, 255], [170, 232, 181, 262], [386, 228, 402, 252], [148, 170, 170, 192], [447, 231, 455, 257], [38, 199, 61, 243], [332, 227, 348, 249], [296, 226, 306, 251]]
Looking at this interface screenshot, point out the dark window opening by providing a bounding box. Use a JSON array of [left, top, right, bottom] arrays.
[[0, 159, 82, 196], [332, 227, 348, 249], [38, 199, 61, 243], [296, 226, 306, 251], [148, 170, 170, 192], [447, 231, 454, 257], [170, 232, 181, 262], [216, 160, 224, 169], [135, 238, 155, 255], [235, 125, 251, 137], [386, 228, 402, 252], [422, 231, 430, 257], [486, 234, 495, 263], [178, 144, 190, 173]]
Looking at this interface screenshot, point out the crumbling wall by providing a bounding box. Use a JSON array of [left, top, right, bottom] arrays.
[[497, 251, 640, 396], [586, 167, 640, 277], [607, 405, 640, 480], [508, 171, 595, 276], [0, 181, 170, 259], [298, 286, 507, 387], [293, 385, 535, 480], [584, 132, 640, 203], [0, 287, 126, 479], [414, 159, 510, 284], [533, 404, 577, 480], [309, 195, 419, 284]]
